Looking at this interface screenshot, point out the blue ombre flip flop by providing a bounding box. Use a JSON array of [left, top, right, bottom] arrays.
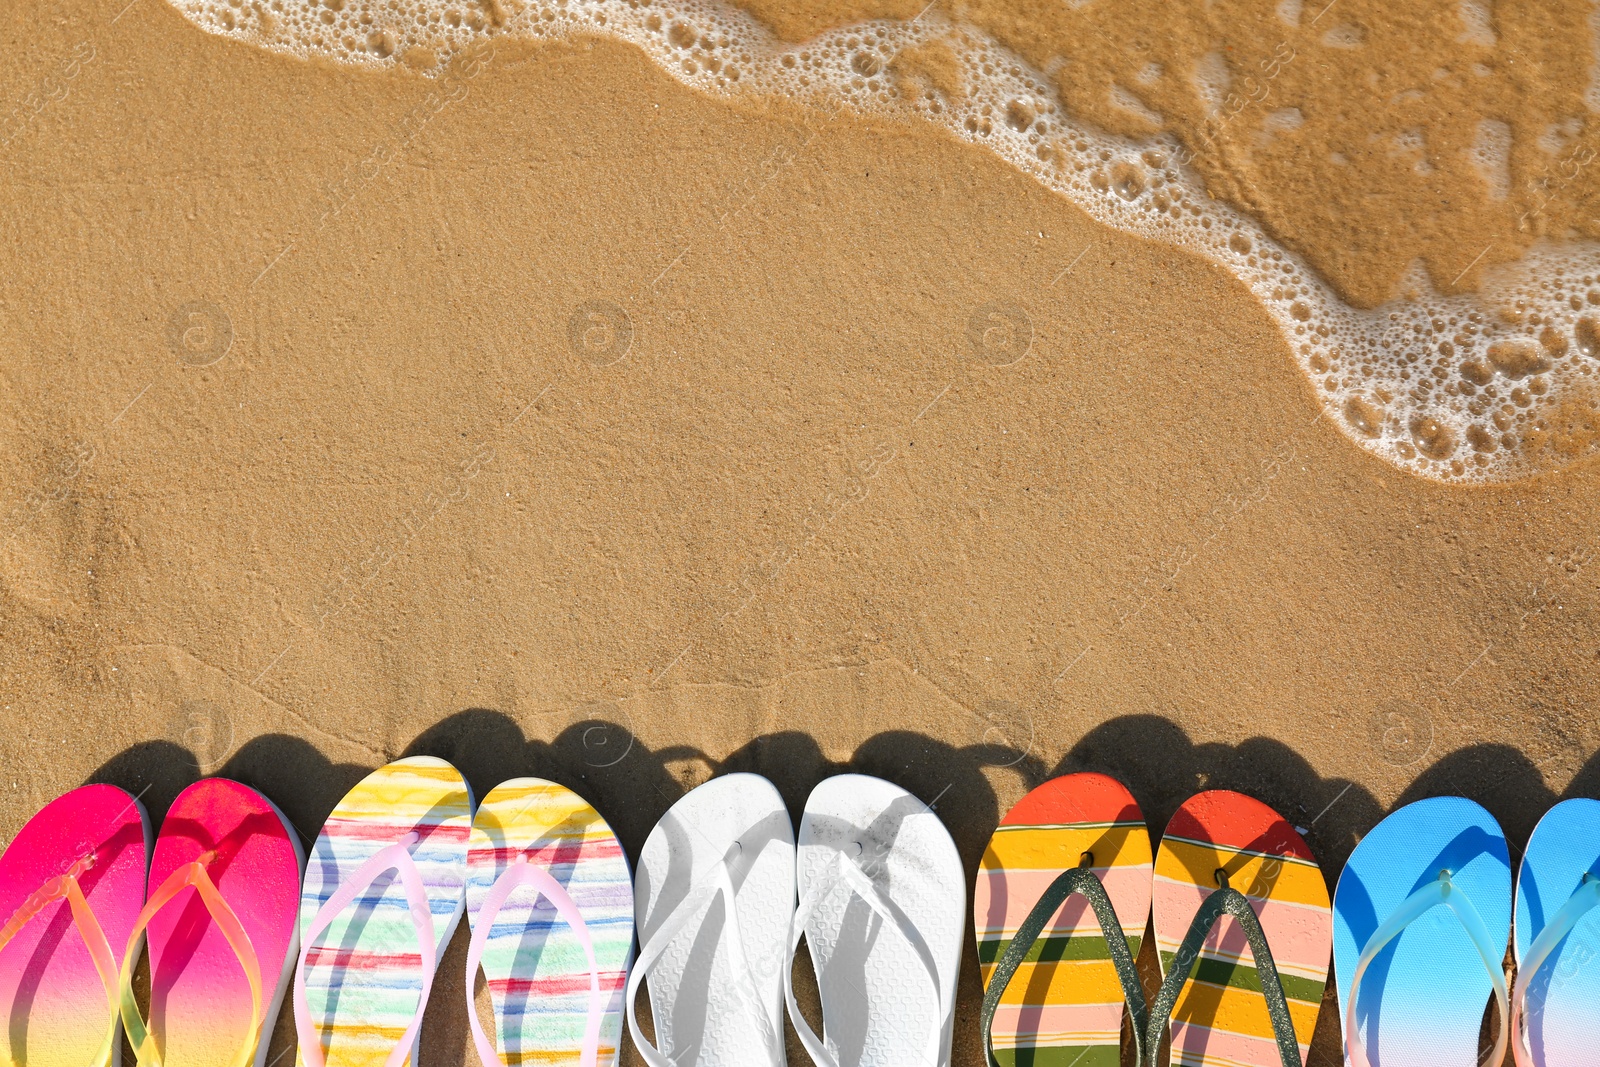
[[1511, 798, 1600, 1067], [1333, 796, 1511, 1067]]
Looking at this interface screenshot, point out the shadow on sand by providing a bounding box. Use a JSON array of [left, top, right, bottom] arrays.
[[83, 709, 1597, 1066]]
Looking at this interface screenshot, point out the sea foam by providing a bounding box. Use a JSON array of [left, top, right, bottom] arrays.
[[168, 0, 1600, 483]]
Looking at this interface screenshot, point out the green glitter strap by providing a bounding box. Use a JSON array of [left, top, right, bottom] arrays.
[[1144, 874, 1300, 1067], [979, 858, 1149, 1067]]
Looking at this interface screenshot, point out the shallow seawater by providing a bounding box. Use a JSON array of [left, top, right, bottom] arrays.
[[167, 0, 1600, 484]]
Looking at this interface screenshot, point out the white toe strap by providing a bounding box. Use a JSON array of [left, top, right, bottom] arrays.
[[626, 839, 784, 1067], [783, 848, 949, 1067], [1345, 869, 1509, 1067]]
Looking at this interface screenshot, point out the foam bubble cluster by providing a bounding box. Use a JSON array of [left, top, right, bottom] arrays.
[[169, 0, 1600, 483]]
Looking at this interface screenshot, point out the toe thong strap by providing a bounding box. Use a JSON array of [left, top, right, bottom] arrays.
[[0, 856, 122, 1067], [119, 858, 265, 1067], [783, 849, 950, 1067], [626, 840, 782, 1067], [1147, 881, 1301, 1067], [1344, 870, 1508, 1067], [466, 856, 606, 1067], [295, 835, 439, 1067], [1510, 874, 1600, 1067], [979, 863, 1148, 1067]]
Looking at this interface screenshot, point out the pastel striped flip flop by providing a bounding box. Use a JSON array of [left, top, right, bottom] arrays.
[[464, 778, 634, 1067], [1333, 796, 1511, 1067], [785, 773, 966, 1067], [975, 772, 1153, 1067], [119, 778, 304, 1067], [1513, 798, 1600, 1066], [628, 773, 795, 1067], [1149, 790, 1331, 1067], [0, 784, 149, 1067], [295, 756, 474, 1067]]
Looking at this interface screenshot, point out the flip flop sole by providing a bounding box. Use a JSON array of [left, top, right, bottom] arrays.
[[1333, 796, 1510, 1067], [797, 773, 965, 1067], [975, 772, 1152, 1067], [633, 772, 794, 1067], [1513, 797, 1600, 1066], [1153, 790, 1330, 1067], [298, 756, 473, 1067], [145, 779, 303, 1067], [0, 785, 149, 1067], [466, 777, 634, 1066]]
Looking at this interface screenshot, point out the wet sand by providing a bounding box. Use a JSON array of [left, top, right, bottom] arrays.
[[735, 0, 1600, 307], [3, 0, 1600, 1062]]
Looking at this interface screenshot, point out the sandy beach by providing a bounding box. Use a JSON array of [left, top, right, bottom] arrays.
[[3, 0, 1599, 1061]]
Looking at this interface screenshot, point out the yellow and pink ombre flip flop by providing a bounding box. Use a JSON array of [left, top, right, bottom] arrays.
[[0, 784, 150, 1067], [119, 778, 305, 1067]]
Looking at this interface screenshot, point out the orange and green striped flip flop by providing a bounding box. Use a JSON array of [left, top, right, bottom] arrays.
[[975, 772, 1154, 1067], [1148, 790, 1332, 1067]]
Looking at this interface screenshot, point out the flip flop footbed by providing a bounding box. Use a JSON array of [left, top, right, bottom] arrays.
[[0, 784, 149, 1067], [975, 773, 1152, 1067], [144, 779, 303, 1067], [1513, 798, 1600, 1066], [467, 778, 634, 1067], [1153, 791, 1330, 1067], [797, 774, 965, 1067], [298, 756, 473, 1067], [1333, 796, 1510, 1067], [633, 773, 794, 1067]]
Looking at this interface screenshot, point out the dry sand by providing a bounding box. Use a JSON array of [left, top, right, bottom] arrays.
[[2, 0, 1599, 1062]]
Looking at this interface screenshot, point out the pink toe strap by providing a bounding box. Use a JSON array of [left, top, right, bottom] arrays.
[[295, 834, 440, 1067], [466, 857, 605, 1067]]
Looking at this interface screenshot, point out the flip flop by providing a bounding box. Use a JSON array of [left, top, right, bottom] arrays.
[[294, 756, 474, 1067], [1149, 790, 1331, 1067], [464, 777, 634, 1067], [1333, 796, 1511, 1067], [1510, 798, 1600, 1067], [975, 772, 1153, 1067], [785, 773, 965, 1067], [0, 784, 149, 1067], [118, 778, 304, 1067], [627, 773, 795, 1067]]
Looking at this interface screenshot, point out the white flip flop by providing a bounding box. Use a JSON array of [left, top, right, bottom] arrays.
[[785, 774, 965, 1067], [626, 773, 795, 1067]]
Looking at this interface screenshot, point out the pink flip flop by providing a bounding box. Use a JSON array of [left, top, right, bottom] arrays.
[[0, 783, 150, 1067], [119, 778, 304, 1067]]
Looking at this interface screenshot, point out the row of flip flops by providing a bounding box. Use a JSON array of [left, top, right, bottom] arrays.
[[0, 755, 634, 1067], [2, 755, 1592, 1066], [982, 773, 1596, 1067], [0, 756, 965, 1067]]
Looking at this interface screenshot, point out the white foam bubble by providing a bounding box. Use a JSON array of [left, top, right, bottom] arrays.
[[166, 0, 1600, 483]]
